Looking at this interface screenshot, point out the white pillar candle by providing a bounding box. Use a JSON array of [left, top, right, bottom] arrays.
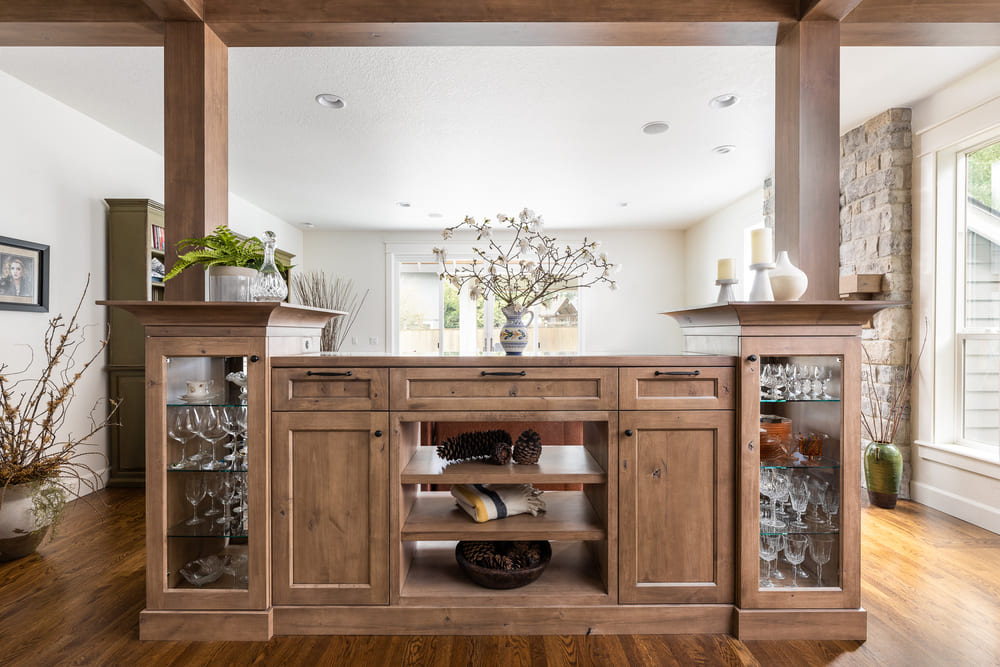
[[750, 228, 773, 265], [717, 258, 735, 280]]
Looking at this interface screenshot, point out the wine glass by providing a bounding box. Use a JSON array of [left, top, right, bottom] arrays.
[[168, 408, 200, 469], [807, 477, 828, 523], [217, 471, 237, 529], [184, 475, 206, 525], [809, 535, 835, 587], [760, 364, 774, 400], [822, 486, 840, 530], [203, 474, 222, 517], [784, 534, 809, 587], [220, 406, 241, 470], [200, 405, 228, 471], [788, 476, 810, 530], [759, 533, 780, 588]]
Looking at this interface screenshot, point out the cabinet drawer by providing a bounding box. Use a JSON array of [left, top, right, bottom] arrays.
[[619, 366, 734, 410], [390, 367, 617, 411], [271, 368, 388, 411]]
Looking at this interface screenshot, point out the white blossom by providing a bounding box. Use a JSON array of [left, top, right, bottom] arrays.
[[441, 228, 454, 240]]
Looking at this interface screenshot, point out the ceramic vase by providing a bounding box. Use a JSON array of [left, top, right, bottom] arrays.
[[769, 251, 809, 301], [208, 265, 255, 302], [0, 484, 49, 561], [864, 441, 903, 509], [499, 305, 535, 355]]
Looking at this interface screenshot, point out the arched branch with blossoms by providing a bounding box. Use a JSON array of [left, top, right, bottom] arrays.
[[432, 209, 620, 312]]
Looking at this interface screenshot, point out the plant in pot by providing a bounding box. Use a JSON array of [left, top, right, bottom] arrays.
[[163, 226, 289, 301], [433, 208, 619, 355], [861, 329, 925, 509], [0, 277, 117, 560]]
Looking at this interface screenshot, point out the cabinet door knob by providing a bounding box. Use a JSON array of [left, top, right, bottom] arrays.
[[374, 430, 383, 438], [624, 429, 634, 437], [250, 355, 260, 363], [747, 354, 758, 362]]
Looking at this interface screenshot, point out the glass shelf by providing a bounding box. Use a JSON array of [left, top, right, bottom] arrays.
[[761, 525, 840, 537], [760, 397, 840, 404], [168, 521, 248, 539], [166, 401, 246, 408], [761, 456, 841, 470], [167, 466, 248, 474]]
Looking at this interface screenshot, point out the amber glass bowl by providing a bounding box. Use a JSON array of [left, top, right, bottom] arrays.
[[760, 415, 791, 461]]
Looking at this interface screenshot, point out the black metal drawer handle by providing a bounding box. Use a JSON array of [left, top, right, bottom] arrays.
[[654, 370, 701, 377], [306, 370, 353, 377], [480, 370, 526, 377]]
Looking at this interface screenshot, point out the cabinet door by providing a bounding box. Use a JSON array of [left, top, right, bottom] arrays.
[[739, 336, 861, 610], [619, 411, 735, 603], [272, 411, 389, 605]]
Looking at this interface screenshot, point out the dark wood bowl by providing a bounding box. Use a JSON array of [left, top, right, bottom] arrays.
[[455, 540, 552, 589]]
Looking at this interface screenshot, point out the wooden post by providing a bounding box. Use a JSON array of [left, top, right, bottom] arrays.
[[163, 20, 227, 301], [774, 20, 841, 300]]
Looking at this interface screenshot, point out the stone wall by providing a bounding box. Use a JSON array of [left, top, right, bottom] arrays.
[[838, 108, 914, 497]]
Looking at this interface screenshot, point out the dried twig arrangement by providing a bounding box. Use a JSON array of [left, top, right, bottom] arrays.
[[861, 321, 927, 444], [0, 275, 116, 509], [291, 271, 370, 351]]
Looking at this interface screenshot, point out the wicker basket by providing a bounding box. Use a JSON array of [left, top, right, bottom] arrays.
[[455, 540, 552, 589]]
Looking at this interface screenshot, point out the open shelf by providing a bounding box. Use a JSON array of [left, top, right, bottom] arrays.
[[401, 491, 604, 541], [399, 541, 609, 605], [401, 446, 606, 484]]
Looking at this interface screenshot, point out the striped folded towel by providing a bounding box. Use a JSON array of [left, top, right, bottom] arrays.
[[450, 484, 546, 523]]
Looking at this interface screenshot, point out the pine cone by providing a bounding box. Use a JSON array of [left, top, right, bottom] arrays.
[[460, 541, 496, 566], [513, 429, 543, 464], [437, 429, 512, 465], [487, 553, 516, 570]]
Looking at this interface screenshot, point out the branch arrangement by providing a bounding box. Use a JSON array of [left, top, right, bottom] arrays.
[[291, 271, 370, 352], [0, 276, 116, 509], [861, 321, 927, 444], [433, 208, 619, 311]]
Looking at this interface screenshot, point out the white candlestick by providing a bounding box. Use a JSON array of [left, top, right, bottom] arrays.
[[717, 258, 735, 281], [750, 228, 773, 265]]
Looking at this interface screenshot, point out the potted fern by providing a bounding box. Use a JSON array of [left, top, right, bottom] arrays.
[[163, 226, 289, 301]]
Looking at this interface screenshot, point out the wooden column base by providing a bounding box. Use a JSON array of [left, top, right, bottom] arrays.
[[734, 607, 868, 640]]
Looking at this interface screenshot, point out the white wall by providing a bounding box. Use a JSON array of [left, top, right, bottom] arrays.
[[300, 228, 687, 354], [911, 57, 1000, 534], [683, 188, 764, 306], [0, 71, 300, 498]]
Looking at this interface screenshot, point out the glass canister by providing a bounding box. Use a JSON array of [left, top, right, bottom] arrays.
[[250, 231, 288, 302]]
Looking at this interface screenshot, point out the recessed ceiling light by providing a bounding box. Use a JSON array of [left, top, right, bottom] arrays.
[[428, 212, 443, 218], [618, 202, 629, 208], [709, 94, 740, 109], [397, 202, 411, 208], [315, 93, 345, 109], [712, 145, 736, 155], [641, 121, 670, 135], [301, 222, 315, 229]]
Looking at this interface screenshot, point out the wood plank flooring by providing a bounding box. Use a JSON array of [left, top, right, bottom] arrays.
[[1, 488, 998, 666]]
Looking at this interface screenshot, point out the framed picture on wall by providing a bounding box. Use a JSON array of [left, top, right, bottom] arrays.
[[0, 236, 49, 312]]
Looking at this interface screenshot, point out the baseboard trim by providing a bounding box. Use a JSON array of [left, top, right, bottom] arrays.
[[910, 481, 1000, 535], [734, 607, 867, 640], [140, 609, 273, 641]]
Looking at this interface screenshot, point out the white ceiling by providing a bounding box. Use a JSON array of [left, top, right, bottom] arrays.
[[1, 45, 998, 232]]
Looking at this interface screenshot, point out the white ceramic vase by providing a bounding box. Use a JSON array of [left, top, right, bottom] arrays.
[[499, 305, 535, 355], [0, 483, 49, 561], [208, 265, 256, 302], [769, 251, 808, 301]]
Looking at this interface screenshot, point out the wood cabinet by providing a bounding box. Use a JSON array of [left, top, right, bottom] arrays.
[[271, 411, 389, 605], [618, 410, 735, 604]]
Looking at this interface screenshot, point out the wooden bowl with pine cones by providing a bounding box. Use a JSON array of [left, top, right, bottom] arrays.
[[455, 540, 552, 589]]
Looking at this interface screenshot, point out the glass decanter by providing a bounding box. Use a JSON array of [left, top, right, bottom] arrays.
[[250, 231, 288, 302]]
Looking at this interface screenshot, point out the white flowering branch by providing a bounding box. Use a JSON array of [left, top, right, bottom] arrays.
[[433, 208, 619, 312]]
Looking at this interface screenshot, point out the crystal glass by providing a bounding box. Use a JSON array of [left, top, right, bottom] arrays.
[[759, 533, 780, 588], [168, 407, 201, 469], [203, 474, 222, 517], [222, 552, 249, 589], [809, 534, 835, 587], [200, 405, 228, 470], [250, 231, 288, 302], [788, 476, 810, 529], [184, 475, 207, 526], [822, 486, 840, 530], [217, 471, 237, 528], [784, 534, 809, 587]]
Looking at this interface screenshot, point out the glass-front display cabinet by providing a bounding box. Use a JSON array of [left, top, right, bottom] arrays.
[[101, 301, 338, 636], [668, 301, 898, 640]]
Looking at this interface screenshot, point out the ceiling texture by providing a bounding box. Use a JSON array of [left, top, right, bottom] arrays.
[[1, 45, 998, 231]]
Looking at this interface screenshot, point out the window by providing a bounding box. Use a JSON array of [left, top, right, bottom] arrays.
[[957, 140, 1000, 448], [388, 244, 581, 355]]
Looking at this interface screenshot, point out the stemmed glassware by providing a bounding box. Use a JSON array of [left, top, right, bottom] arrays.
[[784, 534, 809, 587], [822, 486, 840, 530], [222, 552, 249, 588], [200, 405, 228, 470], [217, 471, 237, 530], [760, 468, 789, 530], [809, 535, 834, 587], [220, 406, 241, 470], [806, 477, 829, 523], [184, 476, 207, 526], [759, 534, 780, 588], [169, 407, 202, 469], [788, 476, 810, 530], [203, 474, 222, 518]]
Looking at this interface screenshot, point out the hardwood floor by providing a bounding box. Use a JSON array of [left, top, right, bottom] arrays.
[[2, 488, 998, 666]]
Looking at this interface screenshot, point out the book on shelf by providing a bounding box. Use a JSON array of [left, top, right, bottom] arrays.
[[151, 225, 165, 252]]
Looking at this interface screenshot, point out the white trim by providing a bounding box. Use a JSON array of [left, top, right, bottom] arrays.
[[916, 439, 1000, 480], [910, 480, 1000, 536]]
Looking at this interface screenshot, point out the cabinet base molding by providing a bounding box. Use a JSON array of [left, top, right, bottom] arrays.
[[139, 609, 273, 641], [734, 607, 867, 640], [273, 604, 733, 636]]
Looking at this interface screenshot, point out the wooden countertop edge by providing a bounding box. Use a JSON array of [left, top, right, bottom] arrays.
[[98, 300, 345, 328], [270, 354, 737, 367], [664, 300, 907, 327]]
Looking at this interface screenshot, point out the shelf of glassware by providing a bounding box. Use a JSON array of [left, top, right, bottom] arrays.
[[163, 355, 252, 593]]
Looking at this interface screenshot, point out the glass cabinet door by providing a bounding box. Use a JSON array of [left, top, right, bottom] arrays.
[[741, 337, 861, 610], [147, 337, 267, 611]]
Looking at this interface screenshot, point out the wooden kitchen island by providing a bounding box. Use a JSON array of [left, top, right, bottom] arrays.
[[106, 301, 886, 641]]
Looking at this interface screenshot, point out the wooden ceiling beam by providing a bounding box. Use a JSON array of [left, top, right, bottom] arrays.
[[841, 22, 1000, 45], [209, 21, 781, 47], [844, 0, 1000, 23], [141, 0, 204, 21], [202, 0, 799, 24], [800, 0, 865, 21], [0, 21, 163, 46], [0, 1, 158, 22]]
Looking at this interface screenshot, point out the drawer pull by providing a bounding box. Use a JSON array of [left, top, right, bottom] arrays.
[[624, 429, 634, 437], [374, 430, 383, 438], [306, 370, 353, 377], [480, 370, 526, 377], [654, 370, 700, 376]]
